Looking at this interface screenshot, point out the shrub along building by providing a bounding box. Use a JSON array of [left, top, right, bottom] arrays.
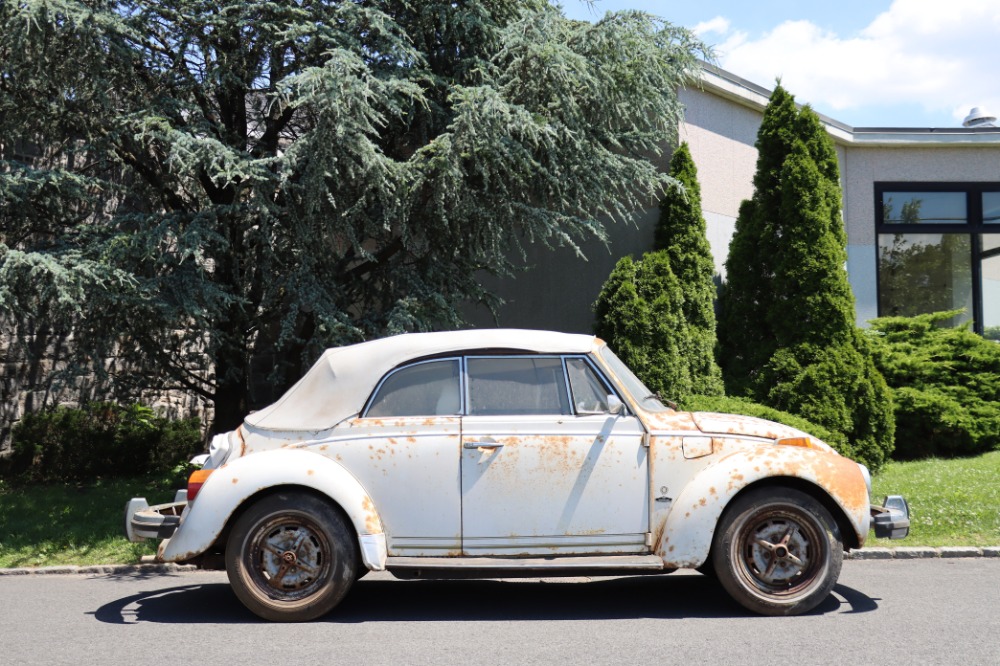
[[467, 63, 1000, 341]]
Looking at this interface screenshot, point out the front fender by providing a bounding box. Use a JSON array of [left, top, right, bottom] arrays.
[[159, 449, 386, 569], [656, 447, 869, 568]]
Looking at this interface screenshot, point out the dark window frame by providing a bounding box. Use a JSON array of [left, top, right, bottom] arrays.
[[875, 182, 1000, 334], [361, 353, 626, 418]]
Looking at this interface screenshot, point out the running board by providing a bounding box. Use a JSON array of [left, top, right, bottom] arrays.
[[384, 554, 668, 579]]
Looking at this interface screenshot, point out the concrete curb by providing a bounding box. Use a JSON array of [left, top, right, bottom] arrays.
[[0, 563, 200, 576], [1, 548, 998, 575], [847, 546, 1000, 560]]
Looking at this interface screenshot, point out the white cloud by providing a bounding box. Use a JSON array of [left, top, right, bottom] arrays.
[[692, 16, 730, 37], [708, 0, 1000, 126]]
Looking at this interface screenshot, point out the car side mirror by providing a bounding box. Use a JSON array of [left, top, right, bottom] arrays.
[[607, 394, 625, 415]]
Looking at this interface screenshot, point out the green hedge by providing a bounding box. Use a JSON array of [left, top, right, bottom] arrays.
[[3, 402, 203, 484], [869, 310, 1000, 459]]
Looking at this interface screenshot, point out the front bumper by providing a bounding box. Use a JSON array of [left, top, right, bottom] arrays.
[[125, 491, 187, 543], [871, 495, 911, 539]]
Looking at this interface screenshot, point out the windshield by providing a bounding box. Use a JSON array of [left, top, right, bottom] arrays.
[[598, 345, 673, 413]]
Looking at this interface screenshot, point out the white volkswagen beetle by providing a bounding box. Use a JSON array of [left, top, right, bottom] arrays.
[[126, 329, 909, 621]]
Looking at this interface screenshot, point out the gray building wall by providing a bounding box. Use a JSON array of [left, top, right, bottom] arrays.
[[463, 205, 661, 334]]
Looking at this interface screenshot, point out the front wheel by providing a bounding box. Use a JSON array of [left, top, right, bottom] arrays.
[[711, 487, 843, 616], [226, 492, 358, 622]]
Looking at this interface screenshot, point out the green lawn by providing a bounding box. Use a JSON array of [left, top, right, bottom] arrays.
[[1, 451, 998, 568], [0, 478, 172, 568], [869, 450, 1000, 548]]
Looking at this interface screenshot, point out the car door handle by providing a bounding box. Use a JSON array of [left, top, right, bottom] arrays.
[[463, 439, 504, 450]]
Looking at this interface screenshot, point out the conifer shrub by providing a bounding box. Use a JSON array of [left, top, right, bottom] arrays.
[[3, 403, 203, 484], [716, 84, 894, 471], [654, 143, 724, 397], [593, 252, 691, 400], [869, 311, 1000, 459]]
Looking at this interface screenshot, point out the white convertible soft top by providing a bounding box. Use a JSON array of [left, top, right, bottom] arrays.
[[244, 329, 599, 431]]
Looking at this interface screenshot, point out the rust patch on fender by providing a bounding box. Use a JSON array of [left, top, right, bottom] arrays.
[[361, 497, 380, 534], [237, 426, 247, 458], [231, 478, 238, 484]]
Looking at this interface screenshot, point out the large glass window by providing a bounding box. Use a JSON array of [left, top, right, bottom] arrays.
[[983, 235, 1000, 340], [983, 192, 1000, 224], [876, 184, 1000, 336], [877, 234, 973, 327], [882, 191, 967, 224]]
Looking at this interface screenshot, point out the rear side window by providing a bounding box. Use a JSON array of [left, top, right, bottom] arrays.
[[366, 360, 461, 417], [466, 357, 570, 415]]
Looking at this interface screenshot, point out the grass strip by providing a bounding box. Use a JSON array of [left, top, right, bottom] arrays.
[[869, 450, 1000, 548], [0, 478, 171, 568]]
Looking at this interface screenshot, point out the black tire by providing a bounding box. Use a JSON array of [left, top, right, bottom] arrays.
[[711, 487, 843, 616], [226, 492, 358, 622]]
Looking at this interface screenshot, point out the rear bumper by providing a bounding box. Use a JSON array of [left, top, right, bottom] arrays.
[[124, 493, 187, 542], [871, 495, 910, 540]]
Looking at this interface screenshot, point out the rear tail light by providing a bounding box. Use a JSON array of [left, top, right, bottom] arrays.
[[187, 468, 214, 502]]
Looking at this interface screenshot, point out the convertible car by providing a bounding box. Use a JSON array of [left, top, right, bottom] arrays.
[[126, 329, 909, 621]]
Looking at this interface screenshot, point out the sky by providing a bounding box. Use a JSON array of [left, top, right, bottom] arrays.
[[557, 0, 1000, 128]]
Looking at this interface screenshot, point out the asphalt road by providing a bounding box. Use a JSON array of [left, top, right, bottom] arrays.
[[1, 559, 997, 666]]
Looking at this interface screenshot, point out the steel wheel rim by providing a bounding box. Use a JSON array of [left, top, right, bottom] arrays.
[[732, 506, 827, 600], [244, 513, 334, 603]]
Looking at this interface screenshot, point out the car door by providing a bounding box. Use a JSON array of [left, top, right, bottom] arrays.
[[460, 355, 649, 556]]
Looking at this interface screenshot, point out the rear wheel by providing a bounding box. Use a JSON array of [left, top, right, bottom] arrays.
[[711, 487, 843, 616], [226, 492, 357, 622]]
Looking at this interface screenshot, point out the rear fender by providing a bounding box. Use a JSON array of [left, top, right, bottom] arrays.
[[159, 449, 385, 569], [655, 447, 869, 568]]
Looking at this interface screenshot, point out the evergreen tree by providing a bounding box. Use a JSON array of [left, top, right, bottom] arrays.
[[654, 142, 724, 396], [717, 85, 894, 470], [717, 85, 798, 395], [593, 252, 691, 401], [0, 2, 706, 431]]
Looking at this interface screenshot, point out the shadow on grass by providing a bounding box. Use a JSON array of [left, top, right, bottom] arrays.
[[91, 573, 877, 624]]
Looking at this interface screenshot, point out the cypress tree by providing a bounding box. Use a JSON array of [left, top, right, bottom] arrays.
[[717, 85, 894, 470], [717, 85, 799, 395], [593, 252, 691, 400], [655, 142, 724, 396]]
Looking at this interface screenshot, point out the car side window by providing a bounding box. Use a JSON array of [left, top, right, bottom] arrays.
[[466, 357, 571, 415], [565, 358, 611, 414], [365, 359, 461, 417]]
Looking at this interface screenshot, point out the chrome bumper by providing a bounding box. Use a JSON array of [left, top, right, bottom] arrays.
[[871, 495, 911, 540]]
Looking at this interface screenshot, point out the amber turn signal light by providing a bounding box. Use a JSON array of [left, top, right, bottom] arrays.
[[775, 436, 816, 449], [187, 468, 214, 502]]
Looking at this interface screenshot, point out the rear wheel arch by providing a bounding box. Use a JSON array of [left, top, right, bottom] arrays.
[[215, 484, 363, 559]]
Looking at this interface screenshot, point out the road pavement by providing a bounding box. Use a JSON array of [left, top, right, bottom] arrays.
[[0, 559, 997, 665]]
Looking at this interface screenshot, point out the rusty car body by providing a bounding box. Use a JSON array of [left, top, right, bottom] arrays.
[[126, 329, 909, 621]]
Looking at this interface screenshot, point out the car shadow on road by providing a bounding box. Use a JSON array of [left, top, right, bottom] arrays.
[[92, 573, 878, 624]]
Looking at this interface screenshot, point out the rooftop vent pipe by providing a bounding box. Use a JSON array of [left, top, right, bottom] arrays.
[[963, 107, 997, 128]]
